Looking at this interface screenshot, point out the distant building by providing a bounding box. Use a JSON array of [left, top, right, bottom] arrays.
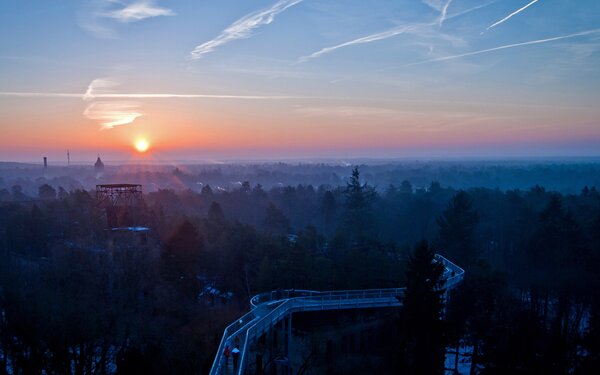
[[94, 155, 104, 178]]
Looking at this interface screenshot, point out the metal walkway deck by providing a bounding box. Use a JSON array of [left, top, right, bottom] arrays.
[[210, 254, 464, 375]]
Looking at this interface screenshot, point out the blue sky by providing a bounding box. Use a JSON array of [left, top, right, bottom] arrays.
[[0, 0, 599, 161]]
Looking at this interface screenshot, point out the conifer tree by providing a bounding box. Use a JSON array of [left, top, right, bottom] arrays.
[[342, 167, 375, 244], [437, 191, 479, 268], [398, 240, 446, 374]]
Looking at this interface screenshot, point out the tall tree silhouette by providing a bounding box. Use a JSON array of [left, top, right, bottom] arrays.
[[342, 167, 375, 244], [437, 191, 479, 268], [398, 240, 446, 374]]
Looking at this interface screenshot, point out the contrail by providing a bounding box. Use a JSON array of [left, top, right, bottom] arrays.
[[0, 92, 82, 98], [421, 0, 454, 27], [79, 77, 306, 100], [190, 0, 303, 60], [438, 0, 453, 27], [297, 0, 493, 64], [403, 29, 600, 67], [298, 25, 413, 63], [90, 93, 304, 99], [486, 0, 539, 30], [0, 92, 307, 100]]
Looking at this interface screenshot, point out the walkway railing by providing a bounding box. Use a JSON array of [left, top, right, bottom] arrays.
[[210, 254, 464, 375]]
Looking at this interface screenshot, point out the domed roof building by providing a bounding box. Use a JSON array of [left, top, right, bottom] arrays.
[[95, 155, 104, 178]]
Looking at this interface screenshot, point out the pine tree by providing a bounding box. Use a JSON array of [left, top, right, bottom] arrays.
[[437, 191, 479, 268], [398, 240, 446, 374], [207, 201, 225, 223], [342, 167, 375, 244]]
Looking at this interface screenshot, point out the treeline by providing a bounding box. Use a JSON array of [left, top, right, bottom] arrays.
[[1, 168, 599, 373], [2, 160, 600, 196]]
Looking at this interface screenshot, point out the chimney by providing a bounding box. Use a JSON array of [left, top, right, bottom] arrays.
[[43, 157, 47, 168]]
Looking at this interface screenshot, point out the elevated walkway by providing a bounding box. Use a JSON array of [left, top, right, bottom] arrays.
[[210, 254, 464, 375]]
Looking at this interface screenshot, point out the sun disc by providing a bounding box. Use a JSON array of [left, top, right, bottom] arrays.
[[134, 139, 150, 153]]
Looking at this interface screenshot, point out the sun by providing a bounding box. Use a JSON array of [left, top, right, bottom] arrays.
[[134, 138, 150, 153]]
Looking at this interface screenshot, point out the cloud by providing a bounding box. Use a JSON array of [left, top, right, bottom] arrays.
[[84, 78, 120, 100], [403, 29, 600, 67], [104, 0, 174, 23], [83, 101, 142, 129], [190, 0, 303, 60], [82, 78, 142, 129], [79, 0, 174, 38], [486, 0, 539, 31]]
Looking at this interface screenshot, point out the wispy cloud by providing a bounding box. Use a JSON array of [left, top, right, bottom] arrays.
[[104, 0, 174, 23], [83, 78, 142, 129], [79, 0, 174, 38], [403, 29, 600, 67], [84, 78, 119, 99], [83, 101, 143, 129], [190, 0, 303, 60], [486, 0, 539, 31]]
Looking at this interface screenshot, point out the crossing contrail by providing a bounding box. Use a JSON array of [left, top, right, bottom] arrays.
[[403, 29, 600, 67]]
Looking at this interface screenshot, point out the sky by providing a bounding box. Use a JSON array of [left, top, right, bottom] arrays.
[[0, 0, 599, 162]]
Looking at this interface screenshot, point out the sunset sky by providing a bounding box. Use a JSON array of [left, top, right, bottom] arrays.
[[1, 0, 599, 162]]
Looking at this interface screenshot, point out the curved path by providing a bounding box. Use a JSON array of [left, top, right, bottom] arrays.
[[210, 254, 464, 375]]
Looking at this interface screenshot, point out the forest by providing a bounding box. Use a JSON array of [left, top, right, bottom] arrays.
[[0, 164, 599, 374]]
